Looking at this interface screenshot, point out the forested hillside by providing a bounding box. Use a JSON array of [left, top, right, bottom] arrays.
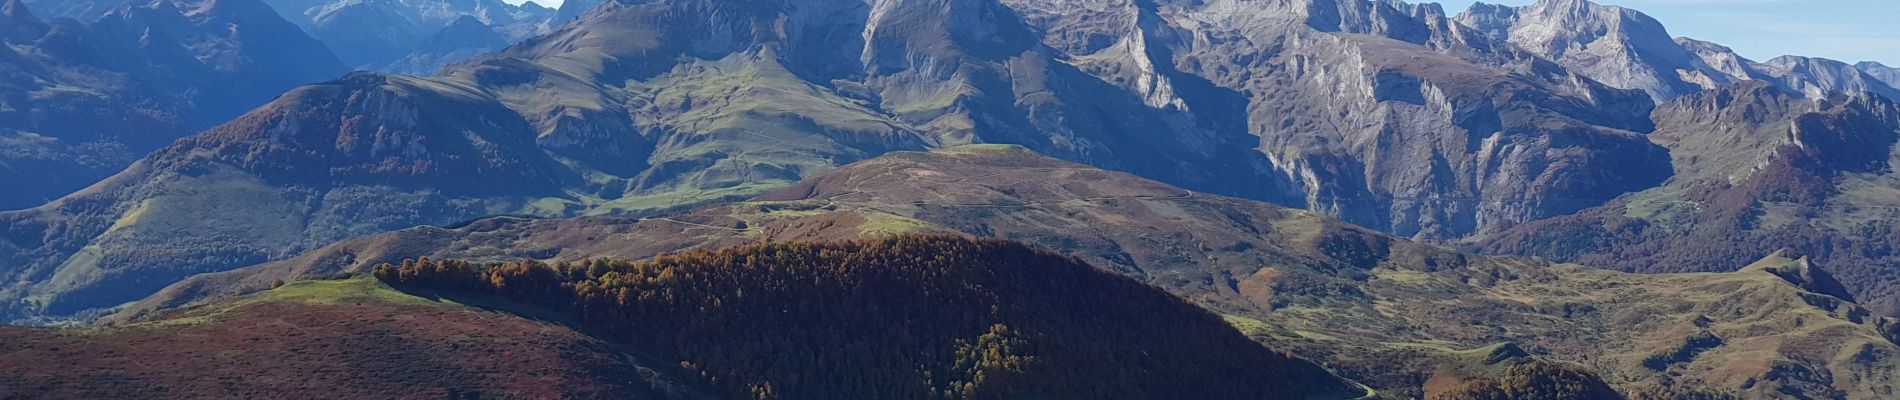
[[374, 235, 1367, 400]]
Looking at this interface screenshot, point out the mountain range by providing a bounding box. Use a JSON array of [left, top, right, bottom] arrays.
[[122, 146, 1900, 398], [1, 0, 345, 210], [11, 0, 1900, 319], [1458, 0, 1900, 102], [258, 0, 601, 73], [4, 0, 1900, 397]]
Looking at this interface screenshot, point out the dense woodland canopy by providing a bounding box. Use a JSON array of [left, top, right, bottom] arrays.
[[1428, 363, 1622, 400], [375, 234, 1363, 400]]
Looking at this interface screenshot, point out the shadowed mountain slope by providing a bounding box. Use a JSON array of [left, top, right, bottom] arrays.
[[1485, 82, 1900, 315], [0, 0, 346, 210]]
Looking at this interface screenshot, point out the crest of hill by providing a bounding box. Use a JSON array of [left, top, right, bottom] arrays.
[[0, 277, 712, 399], [370, 235, 1369, 399], [129, 146, 1900, 398]]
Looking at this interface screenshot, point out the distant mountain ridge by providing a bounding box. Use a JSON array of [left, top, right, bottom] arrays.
[[261, 0, 600, 73], [1487, 82, 1900, 313], [1860, 61, 1900, 87], [1457, 0, 1900, 102], [1, 0, 346, 210]]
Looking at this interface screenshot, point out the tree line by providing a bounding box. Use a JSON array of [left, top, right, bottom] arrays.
[[375, 234, 1358, 400]]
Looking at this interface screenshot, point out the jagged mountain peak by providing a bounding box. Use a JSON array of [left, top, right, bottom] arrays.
[[0, 0, 42, 37], [1458, 0, 1900, 103], [2, 0, 33, 19], [432, 14, 506, 45], [263, 0, 571, 71], [553, 0, 598, 20], [190, 0, 288, 19], [1529, 0, 1616, 12], [1458, 0, 1705, 100], [1758, 55, 1900, 99]]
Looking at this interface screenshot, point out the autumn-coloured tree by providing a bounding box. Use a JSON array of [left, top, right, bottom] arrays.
[[376, 234, 1360, 400]]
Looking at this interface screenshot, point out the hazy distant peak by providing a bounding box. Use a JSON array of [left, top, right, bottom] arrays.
[[1, 0, 32, 19], [1, 0, 43, 37], [1857, 61, 1900, 87]]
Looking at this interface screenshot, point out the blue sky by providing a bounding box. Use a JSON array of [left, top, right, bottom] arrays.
[[500, 0, 1895, 66], [1443, 0, 1899, 66]]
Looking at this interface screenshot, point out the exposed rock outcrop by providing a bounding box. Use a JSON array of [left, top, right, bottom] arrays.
[[1458, 0, 1900, 102]]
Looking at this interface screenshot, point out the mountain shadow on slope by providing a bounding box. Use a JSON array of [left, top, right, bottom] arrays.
[[373, 234, 1369, 400], [1, 0, 347, 209], [1484, 82, 1900, 314]]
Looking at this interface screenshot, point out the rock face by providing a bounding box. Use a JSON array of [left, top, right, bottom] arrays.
[[0, 0, 1691, 319], [1758, 55, 1900, 100], [261, 0, 593, 72], [1456, 0, 1711, 101], [1115, 0, 1670, 239], [1458, 0, 1900, 102], [0, 0, 346, 210]]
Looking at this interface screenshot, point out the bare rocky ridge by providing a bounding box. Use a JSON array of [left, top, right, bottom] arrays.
[[1758, 55, 1900, 100], [1457, 0, 1900, 102], [1005, 0, 1669, 239], [1456, 0, 1712, 101], [1860, 61, 1900, 88]]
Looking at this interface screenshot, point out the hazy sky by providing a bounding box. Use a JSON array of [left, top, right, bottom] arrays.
[[1443, 0, 1900, 66], [500, 0, 1895, 66]]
